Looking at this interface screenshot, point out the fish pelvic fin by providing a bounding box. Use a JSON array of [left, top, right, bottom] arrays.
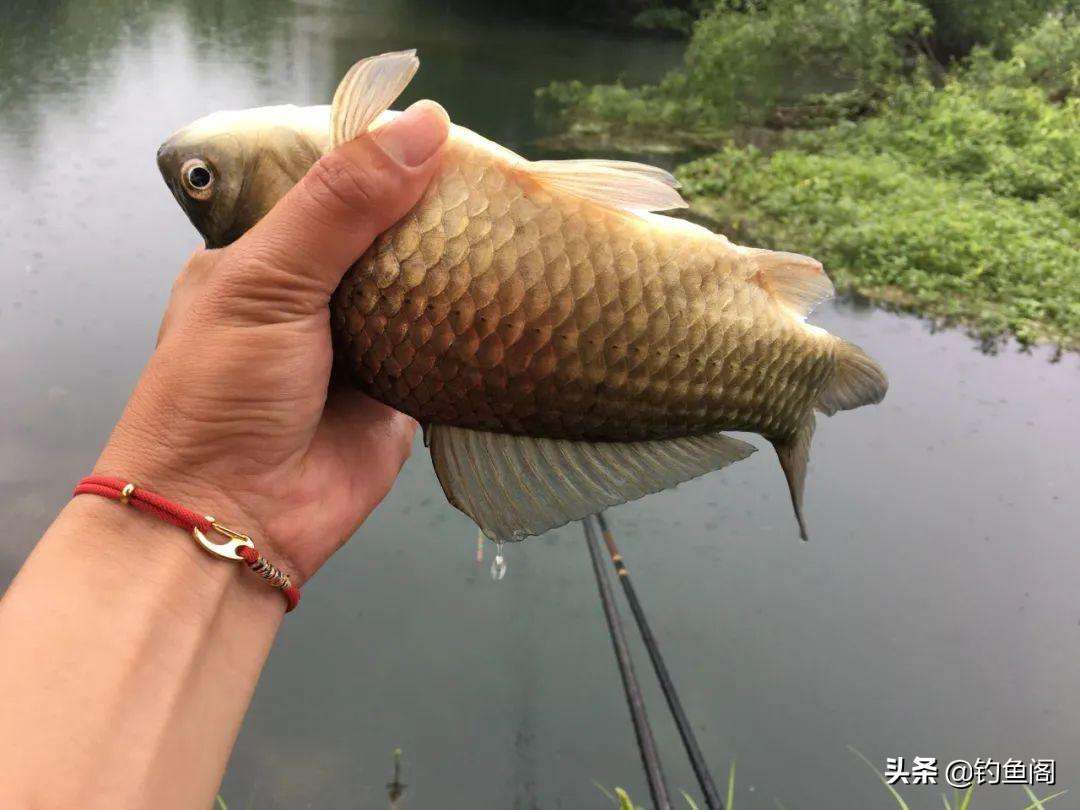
[[330, 50, 419, 148], [428, 425, 755, 543], [745, 248, 834, 317], [771, 412, 816, 542], [525, 158, 688, 213], [817, 339, 889, 416]]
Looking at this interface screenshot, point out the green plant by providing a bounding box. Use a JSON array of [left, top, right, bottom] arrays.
[[849, 746, 1068, 810], [677, 65, 1080, 349], [608, 749, 1068, 809], [594, 781, 645, 809], [1024, 785, 1070, 810], [538, 1, 1077, 144], [632, 4, 704, 34], [965, 9, 1080, 99], [539, 0, 942, 135], [595, 759, 733, 809], [919, 0, 1067, 60]]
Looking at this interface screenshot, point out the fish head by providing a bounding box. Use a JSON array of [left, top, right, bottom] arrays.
[[156, 105, 329, 248]]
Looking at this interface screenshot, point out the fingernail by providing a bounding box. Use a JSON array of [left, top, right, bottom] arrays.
[[374, 100, 449, 167]]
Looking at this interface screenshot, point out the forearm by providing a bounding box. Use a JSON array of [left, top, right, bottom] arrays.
[[0, 98, 443, 808], [0, 494, 283, 809]]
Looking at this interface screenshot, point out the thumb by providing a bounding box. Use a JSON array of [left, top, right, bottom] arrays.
[[224, 100, 450, 311]]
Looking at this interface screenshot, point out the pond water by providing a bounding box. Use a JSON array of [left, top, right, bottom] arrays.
[[1, 2, 1077, 808]]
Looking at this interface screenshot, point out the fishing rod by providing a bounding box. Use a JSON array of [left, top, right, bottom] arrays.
[[595, 512, 724, 810], [583, 513, 672, 810]]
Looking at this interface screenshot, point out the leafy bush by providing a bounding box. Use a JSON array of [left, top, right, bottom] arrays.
[[539, 0, 1076, 133], [964, 8, 1080, 98], [919, 0, 1068, 60], [632, 2, 714, 34], [685, 0, 933, 105], [539, 2, 1080, 347], [679, 124, 1080, 347], [540, 0, 936, 133], [793, 78, 1080, 211], [537, 77, 713, 133], [672, 16, 1080, 349]]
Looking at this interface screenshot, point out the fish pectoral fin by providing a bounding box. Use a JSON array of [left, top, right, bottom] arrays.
[[330, 50, 419, 148], [771, 412, 816, 542], [428, 425, 756, 542], [525, 159, 688, 213], [745, 248, 834, 317]]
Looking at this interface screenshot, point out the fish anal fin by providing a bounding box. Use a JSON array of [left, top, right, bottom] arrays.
[[771, 412, 816, 542], [330, 50, 419, 148], [747, 248, 834, 317], [525, 159, 688, 213], [428, 426, 756, 542], [817, 339, 889, 416]]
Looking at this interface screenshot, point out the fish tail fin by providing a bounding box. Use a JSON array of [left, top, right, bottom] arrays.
[[776, 341, 885, 542], [816, 339, 888, 416], [330, 50, 419, 148], [771, 412, 815, 542]]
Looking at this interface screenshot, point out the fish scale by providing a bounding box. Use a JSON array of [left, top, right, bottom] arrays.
[[330, 135, 835, 443]]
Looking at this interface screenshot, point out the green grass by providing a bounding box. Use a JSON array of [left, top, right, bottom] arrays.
[[598, 749, 1068, 809]]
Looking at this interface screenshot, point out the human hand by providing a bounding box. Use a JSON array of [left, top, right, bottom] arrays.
[[97, 100, 450, 586]]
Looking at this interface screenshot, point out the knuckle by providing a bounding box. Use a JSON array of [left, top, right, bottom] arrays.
[[206, 243, 318, 322], [301, 150, 384, 222], [220, 239, 279, 286], [185, 238, 338, 327], [392, 414, 417, 463]]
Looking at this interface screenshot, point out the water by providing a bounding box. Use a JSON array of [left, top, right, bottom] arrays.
[[1, 2, 1077, 808]]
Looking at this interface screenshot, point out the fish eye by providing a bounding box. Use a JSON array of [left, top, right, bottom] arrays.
[[187, 165, 212, 188], [180, 158, 214, 199]]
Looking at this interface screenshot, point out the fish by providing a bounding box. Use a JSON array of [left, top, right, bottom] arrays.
[[156, 50, 888, 543]]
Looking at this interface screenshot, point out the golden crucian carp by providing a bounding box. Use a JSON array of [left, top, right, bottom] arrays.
[[156, 50, 888, 543]]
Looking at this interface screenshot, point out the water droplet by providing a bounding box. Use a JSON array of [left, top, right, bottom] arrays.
[[490, 543, 507, 581]]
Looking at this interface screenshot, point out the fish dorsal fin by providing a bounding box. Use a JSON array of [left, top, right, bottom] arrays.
[[746, 248, 834, 317], [330, 50, 419, 148], [428, 425, 756, 542], [525, 159, 688, 213]]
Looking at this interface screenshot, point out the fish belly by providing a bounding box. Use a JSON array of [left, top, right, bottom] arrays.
[[330, 136, 835, 443]]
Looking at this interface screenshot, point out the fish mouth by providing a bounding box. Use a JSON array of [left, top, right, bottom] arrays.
[[156, 137, 185, 198], [156, 143, 188, 212], [155, 132, 180, 177]]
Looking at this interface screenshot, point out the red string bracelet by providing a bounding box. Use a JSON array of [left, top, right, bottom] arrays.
[[73, 475, 300, 612]]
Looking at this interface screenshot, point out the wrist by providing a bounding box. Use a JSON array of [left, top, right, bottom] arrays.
[[59, 494, 286, 623], [96, 416, 306, 585], [96, 403, 265, 532], [72, 473, 302, 611]]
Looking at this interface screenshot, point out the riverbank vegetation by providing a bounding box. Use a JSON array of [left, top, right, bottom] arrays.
[[538, 1, 1080, 350]]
